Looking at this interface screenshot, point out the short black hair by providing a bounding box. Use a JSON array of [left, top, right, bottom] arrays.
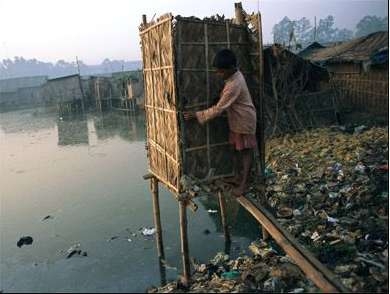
[[212, 49, 237, 69]]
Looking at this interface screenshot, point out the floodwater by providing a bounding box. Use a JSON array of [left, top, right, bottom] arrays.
[[0, 108, 260, 293]]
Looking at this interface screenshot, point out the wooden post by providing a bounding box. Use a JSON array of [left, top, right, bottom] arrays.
[[150, 177, 164, 259], [257, 13, 265, 185], [179, 199, 190, 285], [76, 56, 86, 114], [218, 191, 230, 243], [253, 12, 267, 206], [234, 2, 245, 25], [158, 256, 167, 286]]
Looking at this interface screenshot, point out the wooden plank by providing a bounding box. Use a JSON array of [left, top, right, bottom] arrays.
[[143, 65, 174, 71], [184, 142, 230, 153], [139, 15, 172, 35], [144, 105, 177, 113], [236, 196, 348, 293], [149, 169, 179, 194], [149, 140, 180, 166], [179, 41, 250, 46]]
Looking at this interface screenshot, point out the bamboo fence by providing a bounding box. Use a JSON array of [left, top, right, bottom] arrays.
[[331, 70, 388, 114]]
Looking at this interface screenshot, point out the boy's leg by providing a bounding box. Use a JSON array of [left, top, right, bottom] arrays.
[[232, 148, 252, 197], [225, 149, 241, 185]]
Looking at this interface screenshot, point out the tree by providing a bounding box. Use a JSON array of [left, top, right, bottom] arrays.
[[355, 15, 388, 38], [272, 16, 293, 46], [316, 15, 338, 43], [294, 17, 313, 47], [335, 28, 353, 42]]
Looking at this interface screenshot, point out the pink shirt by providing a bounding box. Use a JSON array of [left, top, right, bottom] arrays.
[[195, 70, 257, 135]]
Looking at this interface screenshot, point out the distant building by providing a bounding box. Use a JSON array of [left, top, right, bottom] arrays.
[[0, 76, 48, 110], [299, 31, 388, 114], [40, 74, 84, 104]]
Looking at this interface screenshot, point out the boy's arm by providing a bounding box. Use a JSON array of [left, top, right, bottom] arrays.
[[196, 81, 240, 124]]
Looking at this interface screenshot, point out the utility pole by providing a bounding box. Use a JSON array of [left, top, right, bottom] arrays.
[[314, 16, 317, 42], [76, 56, 85, 113]]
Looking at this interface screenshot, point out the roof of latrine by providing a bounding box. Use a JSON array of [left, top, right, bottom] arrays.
[[303, 31, 388, 64]]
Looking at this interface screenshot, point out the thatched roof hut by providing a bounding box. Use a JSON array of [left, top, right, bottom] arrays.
[[300, 31, 388, 72], [300, 32, 388, 114]]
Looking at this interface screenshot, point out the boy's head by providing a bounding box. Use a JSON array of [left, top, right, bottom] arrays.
[[213, 49, 237, 80]]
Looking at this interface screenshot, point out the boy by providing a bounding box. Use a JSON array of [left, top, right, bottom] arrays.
[[184, 49, 257, 197]]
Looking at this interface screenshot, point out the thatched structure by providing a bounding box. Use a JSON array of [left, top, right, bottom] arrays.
[[140, 11, 342, 194], [263, 45, 334, 136], [300, 32, 388, 114], [140, 14, 261, 193]]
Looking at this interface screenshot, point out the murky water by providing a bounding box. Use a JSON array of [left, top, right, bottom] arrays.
[[0, 108, 259, 292]]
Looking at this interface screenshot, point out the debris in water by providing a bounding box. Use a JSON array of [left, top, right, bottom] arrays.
[[66, 250, 81, 259], [140, 227, 156, 236], [42, 215, 53, 221], [207, 209, 218, 214], [17, 236, 33, 248]]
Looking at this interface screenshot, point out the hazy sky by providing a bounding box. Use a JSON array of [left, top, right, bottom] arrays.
[[0, 0, 387, 64]]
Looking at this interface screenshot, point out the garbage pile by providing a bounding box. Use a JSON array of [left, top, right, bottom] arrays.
[[148, 239, 318, 293], [264, 126, 388, 292]]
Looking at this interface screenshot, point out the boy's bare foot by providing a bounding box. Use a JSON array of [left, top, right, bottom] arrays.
[[224, 176, 241, 186], [232, 186, 245, 197]]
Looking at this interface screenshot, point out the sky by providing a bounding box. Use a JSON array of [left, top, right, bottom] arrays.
[[0, 0, 387, 64]]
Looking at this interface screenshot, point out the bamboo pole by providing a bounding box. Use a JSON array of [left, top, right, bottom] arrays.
[[256, 13, 266, 185], [204, 23, 211, 172], [234, 2, 245, 25], [179, 199, 191, 285], [150, 177, 164, 259]]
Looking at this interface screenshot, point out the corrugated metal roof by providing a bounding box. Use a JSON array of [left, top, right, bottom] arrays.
[[304, 31, 388, 64]]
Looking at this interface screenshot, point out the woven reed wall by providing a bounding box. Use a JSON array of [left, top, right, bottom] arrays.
[[140, 15, 180, 193], [140, 15, 257, 193], [331, 69, 388, 115]]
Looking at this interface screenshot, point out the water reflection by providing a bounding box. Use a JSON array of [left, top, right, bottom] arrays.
[[197, 195, 260, 240], [0, 108, 56, 134], [57, 116, 89, 146], [93, 111, 146, 142]]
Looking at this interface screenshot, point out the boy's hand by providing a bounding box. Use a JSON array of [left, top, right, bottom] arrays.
[[183, 111, 196, 121]]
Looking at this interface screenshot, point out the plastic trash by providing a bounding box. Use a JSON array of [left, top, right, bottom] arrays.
[[140, 227, 156, 236], [327, 216, 338, 224], [207, 209, 218, 214], [354, 125, 367, 134], [17, 236, 33, 248], [221, 270, 240, 280], [354, 163, 366, 174]]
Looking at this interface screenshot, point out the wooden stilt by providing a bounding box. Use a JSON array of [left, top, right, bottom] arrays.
[[218, 191, 230, 243], [179, 199, 190, 285], [158, 257, 167, 286], [150, 177, 164, 259]]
